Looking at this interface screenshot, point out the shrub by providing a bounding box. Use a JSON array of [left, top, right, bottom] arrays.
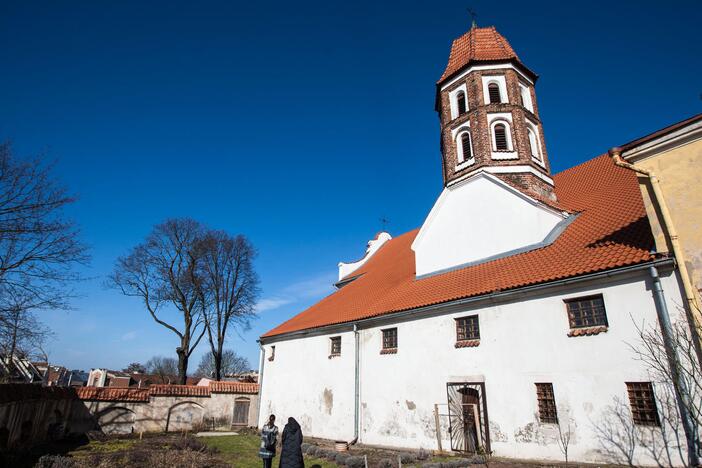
[[399, 452, 417, 463], [305, 445, 319, 456], [377, 458, 394, 468], [34, 455, 78, 468], [301, 442, 311, 452], [334, 452, 350, 465], [416, 448, 431, 461], [345, 455, 366, 467], [420, 463, 442, 468]]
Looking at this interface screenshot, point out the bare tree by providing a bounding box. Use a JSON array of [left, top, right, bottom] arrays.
[[123, 362, 146, 374], [108, 219, 207, 384], [197, 230, 259, 381], [556, 404, 576, 465], [195, 349, 251, 378], [145, 355, 178, 383], [0, 143, 88, 311]]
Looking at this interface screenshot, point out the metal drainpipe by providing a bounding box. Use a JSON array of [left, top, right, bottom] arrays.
[[257, 340, 266, 428], [649, 266, 700, 466], [349, 323, 360, 445], [609, 147, 702, 366]]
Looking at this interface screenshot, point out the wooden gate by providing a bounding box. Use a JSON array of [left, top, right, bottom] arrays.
[[233, 397, 250, 427]]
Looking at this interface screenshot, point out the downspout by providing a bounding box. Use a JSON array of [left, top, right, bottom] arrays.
[[349, 323, 360, 445], [609, 147, 702, 363], [257, 340, 266, 428], [649, 266, 700, 466]]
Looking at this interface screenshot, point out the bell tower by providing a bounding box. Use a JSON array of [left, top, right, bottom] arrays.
[[436, 25, 556, 201]]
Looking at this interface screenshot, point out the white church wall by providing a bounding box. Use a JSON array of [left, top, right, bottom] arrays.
[[260, 268, 689, 466], [411, 173, 564, 277]]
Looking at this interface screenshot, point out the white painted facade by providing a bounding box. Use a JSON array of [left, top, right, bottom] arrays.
[[411, 173, 565, 277], [259, 268, 689, 466]]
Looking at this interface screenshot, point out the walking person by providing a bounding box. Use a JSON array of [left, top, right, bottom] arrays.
[[259, 414, 279, 468], [278, 417, 304, 468]]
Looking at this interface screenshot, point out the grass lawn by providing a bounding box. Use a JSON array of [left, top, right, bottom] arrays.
[[200, 434, 338, 468]]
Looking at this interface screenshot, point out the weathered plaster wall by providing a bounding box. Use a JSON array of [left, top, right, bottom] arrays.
[[260, 269, 689, 467], [633, 138, 702, 297]]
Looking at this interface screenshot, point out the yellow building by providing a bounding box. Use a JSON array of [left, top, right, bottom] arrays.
[[610, 113, 702, 325]]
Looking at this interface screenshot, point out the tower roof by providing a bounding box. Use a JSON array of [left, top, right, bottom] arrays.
[[438, 26, 534, 83]]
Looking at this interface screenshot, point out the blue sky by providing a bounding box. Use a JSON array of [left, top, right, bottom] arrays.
[[0, 1, 700, 372]]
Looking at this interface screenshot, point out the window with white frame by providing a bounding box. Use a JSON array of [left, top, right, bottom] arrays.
[[487, 82, 502, 104], [519, 83, 534, 112], [456, 91, 467, 116], [456, 131, 473, 163], [527, 126, 541, 161], [491, 121, 512, 151]]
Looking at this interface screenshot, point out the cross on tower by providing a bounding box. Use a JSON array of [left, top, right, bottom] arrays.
[[467, 8, 478, 28]]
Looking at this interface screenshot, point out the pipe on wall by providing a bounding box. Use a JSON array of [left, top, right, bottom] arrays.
[[256, 340, 265, 428], [649, 266, 700, 466], [348, 323, 360, 445]]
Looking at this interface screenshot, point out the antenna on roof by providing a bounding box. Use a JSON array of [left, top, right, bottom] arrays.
[[467, 7, 478, 29], [379, 216, 390, 233]]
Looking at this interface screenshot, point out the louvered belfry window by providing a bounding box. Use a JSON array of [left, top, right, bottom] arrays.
[[494, 124, 508, 150], [460, 133, 472, 161], [457, 91, 467, 115], [488, 83, 502, 103]]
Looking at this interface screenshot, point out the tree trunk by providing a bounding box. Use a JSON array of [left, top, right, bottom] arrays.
[[176, 347, 188, 385], [214, 348, 222, 381]]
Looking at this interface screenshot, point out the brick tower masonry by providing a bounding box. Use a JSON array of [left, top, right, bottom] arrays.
[[436, 25, 556, 202]]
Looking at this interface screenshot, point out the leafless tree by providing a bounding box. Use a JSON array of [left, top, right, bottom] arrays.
[[593, 308, 701, 467], [0, 143, 89, 312], [108, 218, 207, 384], [196, 230, 259, 381], [556, 404, 576, 465], [145, 355, 178, 383], [123, 362, 146, 374], [195, 349, 251, 378]]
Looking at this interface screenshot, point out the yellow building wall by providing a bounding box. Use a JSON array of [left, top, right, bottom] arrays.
[[635, 138, 702, 297]]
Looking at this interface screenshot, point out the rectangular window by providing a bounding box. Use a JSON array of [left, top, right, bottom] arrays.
[[268, 345, 275, 362], [382, 328, 398, 350], [565, 294, 608, 329], [535, 383, 558, 424], [456, 315, 480, 341], [626, 382, 660, 426], [330, 336, 341, 356]]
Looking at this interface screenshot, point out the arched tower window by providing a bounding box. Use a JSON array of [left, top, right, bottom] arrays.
[[493, 123, 509, 151], [488, 83, 502, 104], [527, 126, 541, 161], [457, 91, 467, 115], [456, 131, 473, 163]]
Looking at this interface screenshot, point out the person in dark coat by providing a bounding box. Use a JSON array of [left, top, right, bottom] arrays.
[[278, 417, 304, 468]]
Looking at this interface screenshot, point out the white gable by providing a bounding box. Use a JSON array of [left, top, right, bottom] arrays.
[[338, 232, 392, 281], [411, 172, 567, 277]]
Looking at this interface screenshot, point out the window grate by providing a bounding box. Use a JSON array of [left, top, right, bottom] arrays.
[[494, 124, 508, 150], [460, 133, 472, 161], [382, 328, 397, 350], [457, 91, 467, 115], [456, 315, 480, 341], [627, 382, 660, 426], [565, 295, 608, 329], [488, 83, 502, 104], [330, 336, 341, 356], [536, 383, 558, 424]]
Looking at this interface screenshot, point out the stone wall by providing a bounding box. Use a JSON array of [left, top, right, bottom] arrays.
[[0, 382, 259, 450]]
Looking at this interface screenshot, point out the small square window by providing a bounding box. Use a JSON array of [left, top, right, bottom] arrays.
[[456, 315, 480, 341], [535, 383, 558, 424], [565, 295, 608, 329], [626, 382, 660, 426], [382, 328, 397, 351], [330, 336, 341, 356]]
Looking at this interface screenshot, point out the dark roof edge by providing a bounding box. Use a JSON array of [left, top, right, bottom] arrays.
[[620, 113, 702, 152], [260, 257, 673, 343]]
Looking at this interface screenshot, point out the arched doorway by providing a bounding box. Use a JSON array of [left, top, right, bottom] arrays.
[[166, 401, 204, 432], [96, 407, 136, 435], [447, 382, 490, 454]]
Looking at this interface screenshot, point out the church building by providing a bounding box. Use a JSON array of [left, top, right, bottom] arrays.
[[258, 25, 700, 466]]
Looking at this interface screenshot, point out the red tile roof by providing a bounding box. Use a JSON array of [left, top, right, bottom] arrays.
[[149, 384, 211, 397], [209, 381, 259, 394], [439, 26, 531, 83], [263, 155, 655, 338], [76, 387, 150, 402]]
